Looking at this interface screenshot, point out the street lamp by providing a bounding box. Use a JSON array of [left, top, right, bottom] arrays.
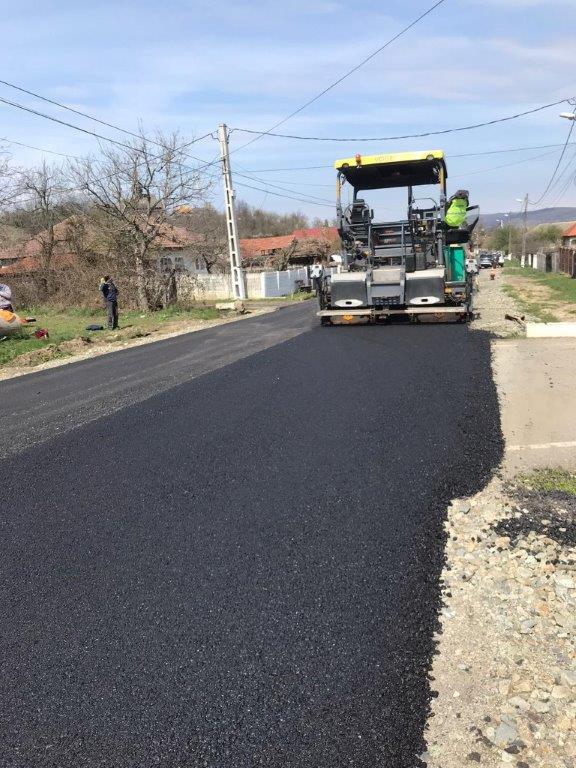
[[516, 196, 529, 267], [503, 213, 512, 258], [559, 112, 576, 121]]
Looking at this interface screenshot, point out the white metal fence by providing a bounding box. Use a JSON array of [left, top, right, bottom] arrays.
[[177, 267, 337, 302]]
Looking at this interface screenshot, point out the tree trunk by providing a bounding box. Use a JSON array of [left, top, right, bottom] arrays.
[[37, 225, 55, 301], [134, 249, 151, 311]]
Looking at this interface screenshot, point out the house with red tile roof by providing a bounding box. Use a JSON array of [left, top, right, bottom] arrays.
[[240, 227, 339, 266], [561, 222, 576, 248], [0, 216, 209, 276]]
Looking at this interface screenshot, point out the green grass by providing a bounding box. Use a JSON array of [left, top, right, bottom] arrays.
[[501, 283, 560, 322], [517, 469, 576, 496], [504, 259, 576, 306], [0, 305, 222, 367]]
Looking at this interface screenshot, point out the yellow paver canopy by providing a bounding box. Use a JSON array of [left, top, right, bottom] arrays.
[[335, 150, 447, 190]]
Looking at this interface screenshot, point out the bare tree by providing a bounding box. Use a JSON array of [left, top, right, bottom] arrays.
[[175, 204, 228, 273], [17, 161, 69, 298], [70, 130, 211, 311], [0, 146, 16, 206]]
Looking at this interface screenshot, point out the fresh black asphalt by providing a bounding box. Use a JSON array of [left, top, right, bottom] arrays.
[[0, 305, 312, 459], [0, 304, 503, 766]]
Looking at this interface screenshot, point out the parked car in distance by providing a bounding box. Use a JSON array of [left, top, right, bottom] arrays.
[[479, 254, 493, 269], [465, 258, 479, 274]]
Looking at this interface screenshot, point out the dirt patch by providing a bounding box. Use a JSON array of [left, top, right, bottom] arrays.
[[13, 346, 62, 367], [504, 274, 576, 322], [58, 337, 94, 354]]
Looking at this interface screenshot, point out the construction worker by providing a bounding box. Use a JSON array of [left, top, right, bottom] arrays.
[[99, 276, 119, 330], [445, 190, 469, 229], [310, 261, 324, 293]]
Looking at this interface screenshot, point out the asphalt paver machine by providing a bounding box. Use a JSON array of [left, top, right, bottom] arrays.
[[317, 150, 479, 324]]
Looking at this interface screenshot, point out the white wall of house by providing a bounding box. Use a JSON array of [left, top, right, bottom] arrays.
[[156, 248, 209, 275]]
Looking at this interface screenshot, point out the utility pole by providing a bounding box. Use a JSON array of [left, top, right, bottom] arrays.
[[218, 123, 246, 300], [517, 194, 529, 267]]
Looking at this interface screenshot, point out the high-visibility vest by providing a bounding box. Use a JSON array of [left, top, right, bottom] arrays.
[[445, 198, 468, 228]]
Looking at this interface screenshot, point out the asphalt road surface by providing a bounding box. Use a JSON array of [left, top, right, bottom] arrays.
[[0, 304, 503, 767]]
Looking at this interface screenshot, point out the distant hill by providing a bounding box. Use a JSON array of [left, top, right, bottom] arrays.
[[481, 207, 576, 229]]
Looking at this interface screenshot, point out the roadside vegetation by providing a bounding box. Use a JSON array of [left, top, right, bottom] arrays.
[[517, 468, 576, 496], [0, 305, 221, 368], [502, 259, 576, 322]]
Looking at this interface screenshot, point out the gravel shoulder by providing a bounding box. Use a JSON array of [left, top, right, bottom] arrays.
[[470, 268, 536, 337], [424, 272, 576, 768], [425, 479, 575, 768]]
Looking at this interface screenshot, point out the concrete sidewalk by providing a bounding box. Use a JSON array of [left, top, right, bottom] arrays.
[[493, 337, 576, 475]]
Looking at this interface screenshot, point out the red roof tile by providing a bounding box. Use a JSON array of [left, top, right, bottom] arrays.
[[563, 223, 576, 238], [240, 234, 296, 258], [240, 227, 339, 260], [291, 227, 338, 241]]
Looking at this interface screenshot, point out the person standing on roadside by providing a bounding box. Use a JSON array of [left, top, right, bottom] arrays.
[[99, 275, 119, 330]]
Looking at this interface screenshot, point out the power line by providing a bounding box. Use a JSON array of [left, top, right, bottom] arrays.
[[451, 142, 576, 158], [538, 146, 576, 206], [450, 148, 563, 179], [0, 93, 217, 171], [0, 135, 79, 158], [233, 0, 448, 153], [239, 142, 576, 175], [529, 118, 576, 206], [234, 171, 334, 202], [548, 168, 576, 207], [234, 167, 333, 187], [244, 164, 331, 173], [234, 180, 333, 208], [233, 99, 570, 143], [0, 78, 215, 161], [0, 94, 153, 152]]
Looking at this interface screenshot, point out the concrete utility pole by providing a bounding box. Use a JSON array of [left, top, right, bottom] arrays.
[[516, 195, 529, 267], [218, 123, 246, 300]]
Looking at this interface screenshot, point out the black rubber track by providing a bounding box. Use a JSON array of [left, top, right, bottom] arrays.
[[0, 318, 503, 767]]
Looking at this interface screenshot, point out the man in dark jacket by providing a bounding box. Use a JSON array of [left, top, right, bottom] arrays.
[[99, 276, 119, 330]]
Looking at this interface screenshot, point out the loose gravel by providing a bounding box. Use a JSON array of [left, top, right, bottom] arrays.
[[425, 480, 575, 768], [425, 271, 575, 768]]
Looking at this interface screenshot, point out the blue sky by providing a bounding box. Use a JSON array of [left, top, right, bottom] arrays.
[[1, 0, 575, 219]]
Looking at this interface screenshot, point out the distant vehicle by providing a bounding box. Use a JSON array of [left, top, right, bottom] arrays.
[[465, 258, 478, 274], [479, 254, 493, 269]]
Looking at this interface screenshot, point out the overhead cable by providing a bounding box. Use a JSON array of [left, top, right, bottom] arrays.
[[233, 172, 334, 204], [240, 142, 576, 175], [0, 94, 216, 170], [233, 99, 570, 143], [0, 78, 215, 158], [0, 135, 79, 158], [529, 117, 576, 206], [234, 180, 333, 208], [450, 148, 564, 179], [233, 0, 448, 152]]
